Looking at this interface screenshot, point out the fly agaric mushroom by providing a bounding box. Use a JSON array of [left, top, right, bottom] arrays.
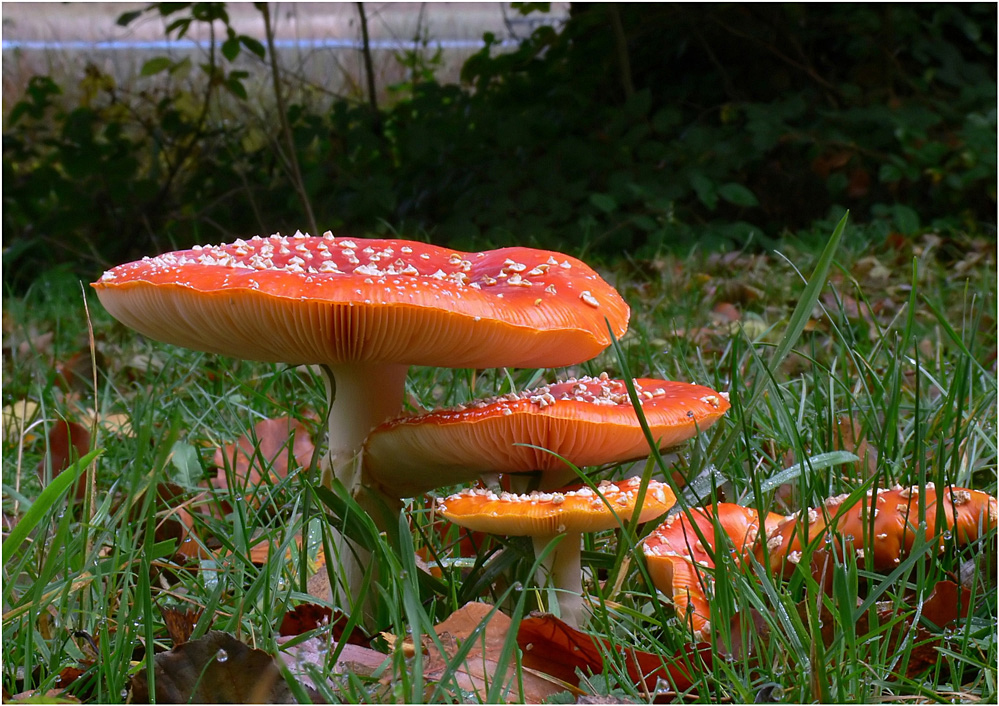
[[437, 476, 677, 627], [93, 234, 629, 489], [92, 233, 629, 600], [364, 375, 731, 498], [643, 504, 785, 639], [758, 484, 998, 580]]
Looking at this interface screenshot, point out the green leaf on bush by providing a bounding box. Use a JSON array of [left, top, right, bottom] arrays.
[[240, 35, 266, 59], [717, 182, 760, 208], [140, 57, 174, 77], [222, 37, 241, 62], [879, 164, 903, 182], [225, 78, 248, 101], [690, 174, 717, 211], [892, 204, 920, 235], [589, 193, 618, 214], [116, 10, 143, 26]]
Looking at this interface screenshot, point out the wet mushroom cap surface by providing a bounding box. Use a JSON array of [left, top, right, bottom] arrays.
[[92, 233, 630, 368], [759, 484, 998, 575], [436, 476, 677, 536], [365, 375, 731, 497]]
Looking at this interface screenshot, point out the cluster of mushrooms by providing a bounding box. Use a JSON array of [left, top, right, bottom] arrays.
[[94, 232, 997, 633]]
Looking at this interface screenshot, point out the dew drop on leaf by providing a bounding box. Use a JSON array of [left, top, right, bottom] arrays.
[[216, 648, 229, 663]]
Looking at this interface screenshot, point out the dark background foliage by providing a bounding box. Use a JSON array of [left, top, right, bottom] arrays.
[[3, 3, 996, 290]]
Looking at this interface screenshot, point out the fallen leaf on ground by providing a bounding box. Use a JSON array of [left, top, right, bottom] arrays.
[[2, 399, 40, 443], [154, 483, 217, 560], [38, 420, 92, 500], [279, 604, 369, 646], [403, 602, 573, 703], [277, 634, 388, 691], [212, 416, 315, 504], [160, 605, 203, 647], [517, 612, 711, 694], [130, 630, 302, 704]]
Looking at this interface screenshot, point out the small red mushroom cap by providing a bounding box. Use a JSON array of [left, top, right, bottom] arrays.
[[436, 476, 677, 536], [92, 233, 630, 368], [758, 484, 998, 577], [365, 374, 731, 497]]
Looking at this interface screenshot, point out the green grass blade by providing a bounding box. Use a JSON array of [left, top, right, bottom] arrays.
[[2, 448, 103, 558]]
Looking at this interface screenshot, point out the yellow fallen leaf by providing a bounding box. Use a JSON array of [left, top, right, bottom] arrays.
[[2, 399, 41, 443]]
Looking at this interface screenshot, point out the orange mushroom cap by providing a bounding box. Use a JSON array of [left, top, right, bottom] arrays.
[[643, 504, 785, 639], [436, 476, 677, 536], [365, 375, 731, 497], [758, 484, 998, 577], [91, 233, 630, 369]]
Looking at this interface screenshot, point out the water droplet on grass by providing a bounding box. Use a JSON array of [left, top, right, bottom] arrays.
[[216, 648, 229, 663]]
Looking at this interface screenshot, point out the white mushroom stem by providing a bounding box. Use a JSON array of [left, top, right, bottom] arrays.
[[319, 362, 410, 494], [317, 362, 409, 605], [533, 532, 586, 628]]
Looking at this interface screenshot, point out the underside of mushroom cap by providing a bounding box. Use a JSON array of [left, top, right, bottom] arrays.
[[92, 233, 630, 369], [365, 375, 730, 497]]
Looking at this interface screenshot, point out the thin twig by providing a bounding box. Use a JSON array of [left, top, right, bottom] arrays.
[[356, 2, 384, 136], [607, 5, 635, 101], [260, 1, 319, 236]]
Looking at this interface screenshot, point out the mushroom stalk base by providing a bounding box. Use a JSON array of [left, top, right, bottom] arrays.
[[534, 532, 586, 628], [318, 362, 409, 611]]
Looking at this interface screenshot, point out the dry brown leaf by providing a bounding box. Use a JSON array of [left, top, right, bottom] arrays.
[[153, 483, 218, 560], [17, 330, 54, 357], [517, 612, 710, 694], [212, 416, 315, 503], [37, 420, 92, 500], [160, 605, 203, 647], [404, 602, 574, 703], [130, 631, 300, 704], [277, 634, 388, 691]]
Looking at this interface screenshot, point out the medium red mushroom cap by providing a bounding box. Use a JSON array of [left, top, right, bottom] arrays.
[[91, 233, 629, 369], [758, 484, 998, 577], [364, 374, 731, 497]]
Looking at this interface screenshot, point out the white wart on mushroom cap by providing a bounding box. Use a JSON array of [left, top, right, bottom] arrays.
[[92, 232, 630, 369], [365, 374, 731, 498]]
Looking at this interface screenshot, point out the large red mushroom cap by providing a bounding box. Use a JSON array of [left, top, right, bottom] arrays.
[[91, 233, 630, 368], [758, 484, 998, 578], [365, 374, 731, 497], [643, 504, 785, 640]]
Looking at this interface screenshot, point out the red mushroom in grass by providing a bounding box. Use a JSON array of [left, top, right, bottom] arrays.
[[92, 233, 630, 596], [757, 484, 998, 581], [643, 504, 785, 640], [437, 476, 677, 627], [364, 374, 731, 498]]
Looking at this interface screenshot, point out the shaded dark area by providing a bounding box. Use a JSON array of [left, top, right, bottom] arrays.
[[3, 3, 995, 291]]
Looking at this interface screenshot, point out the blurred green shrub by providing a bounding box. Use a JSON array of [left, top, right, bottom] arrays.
[[3, 3, 995, 288]]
